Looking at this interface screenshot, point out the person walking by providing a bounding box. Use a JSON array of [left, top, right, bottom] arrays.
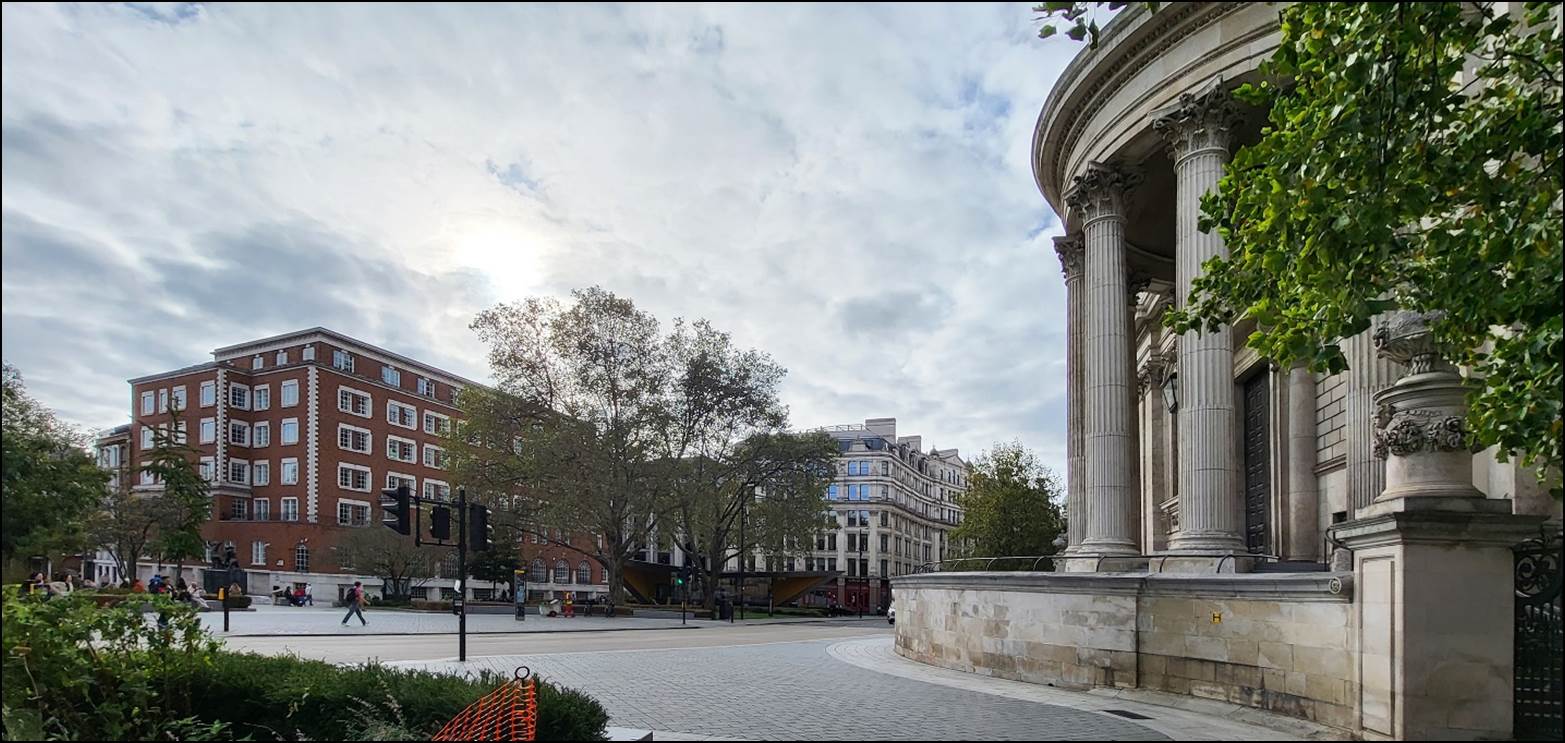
[[341, 581, 367, 626], [304, 582, 314, 606]]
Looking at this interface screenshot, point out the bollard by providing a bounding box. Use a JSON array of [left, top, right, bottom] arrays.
[[218, 587, 230, 632]]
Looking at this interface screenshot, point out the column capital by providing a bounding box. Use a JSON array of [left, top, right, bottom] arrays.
[[1137, 352, 1174, 395], [1152, 78, 1242, 165], [1053, 234, 1084, 280], [1127, 271, 1153, 305], [1064, 161, 1141, 225]]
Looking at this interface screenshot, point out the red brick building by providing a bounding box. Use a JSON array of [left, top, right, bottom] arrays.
[[105, 328, 475, 600]]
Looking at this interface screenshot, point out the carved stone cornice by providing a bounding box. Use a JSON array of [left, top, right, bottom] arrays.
[[1127, 271, 1153, 305], [1152, 78, 1242, 164], [1053, 234, 1085, 280], [1372, 409, 1474, 460], [1064, 161, 1141, 225]]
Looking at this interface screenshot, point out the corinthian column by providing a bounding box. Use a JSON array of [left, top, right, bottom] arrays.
[[1064, 162, 1141, 556], [1054, 235, 1087, 554], [1155, 81, 1246, 554]]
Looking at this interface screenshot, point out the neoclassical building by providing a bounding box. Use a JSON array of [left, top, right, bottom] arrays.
[[893, 4, 1561, 740]]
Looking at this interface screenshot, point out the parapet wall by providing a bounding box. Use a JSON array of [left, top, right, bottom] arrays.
[[890, 571, 1355, 731]]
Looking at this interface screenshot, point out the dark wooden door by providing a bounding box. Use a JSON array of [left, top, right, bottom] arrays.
[[1243, 373, 1271, 554]]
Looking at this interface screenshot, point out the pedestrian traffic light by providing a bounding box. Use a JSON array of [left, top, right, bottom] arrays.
[[380, 484, 411, 535], [430, 504, 452, 541], [676, 565, 691, 586], [469, 504, 493, 552]]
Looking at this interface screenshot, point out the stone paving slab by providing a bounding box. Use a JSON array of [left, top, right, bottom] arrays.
[[390, 637, 1170, 741], [829, 638, 1348, 741]]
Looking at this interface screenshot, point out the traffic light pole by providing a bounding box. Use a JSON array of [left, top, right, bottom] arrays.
[[457, 486, 468, 663]]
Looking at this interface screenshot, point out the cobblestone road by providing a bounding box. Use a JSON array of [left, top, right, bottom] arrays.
[[393, 637, 1169, 741]]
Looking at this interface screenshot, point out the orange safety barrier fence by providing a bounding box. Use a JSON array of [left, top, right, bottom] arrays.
[[432, 666, 537, 742]]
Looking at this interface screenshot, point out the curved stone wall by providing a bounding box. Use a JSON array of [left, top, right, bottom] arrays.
[[891, 571, 1356, 731]]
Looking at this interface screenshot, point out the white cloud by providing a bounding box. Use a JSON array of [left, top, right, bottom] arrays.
[[1, 2, 1082, 472]]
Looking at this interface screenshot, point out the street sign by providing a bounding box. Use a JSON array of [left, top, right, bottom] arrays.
[[512, 569, 526, 622]]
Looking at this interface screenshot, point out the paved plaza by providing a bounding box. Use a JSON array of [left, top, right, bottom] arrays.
[[202, 603, 869, 637], [227, 617, 1343, 741]]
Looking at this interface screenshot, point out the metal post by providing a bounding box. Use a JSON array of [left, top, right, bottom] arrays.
[[457, 486, 468, 662], [681, 576, 687, 625], [738, 494, 746, 622], [221, 588, 230, 632], [858, 540, 865, 620]]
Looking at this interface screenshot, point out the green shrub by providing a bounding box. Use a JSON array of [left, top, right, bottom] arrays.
[[2, 591, 609, 741], [171, 652, 608, 741], [1, 590, 219, 740]]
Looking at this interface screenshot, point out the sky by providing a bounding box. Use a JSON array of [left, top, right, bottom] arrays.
[[1, 2, 1091, 474]]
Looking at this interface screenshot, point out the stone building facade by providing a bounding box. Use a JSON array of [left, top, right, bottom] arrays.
[[893, 4, 1561, 740]]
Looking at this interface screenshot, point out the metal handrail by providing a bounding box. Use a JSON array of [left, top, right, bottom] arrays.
[[913, 555, 1062, 573]]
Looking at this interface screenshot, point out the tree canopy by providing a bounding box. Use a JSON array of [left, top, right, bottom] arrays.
[[1, 364, 107, 563], [949, 441, 1065, 565]]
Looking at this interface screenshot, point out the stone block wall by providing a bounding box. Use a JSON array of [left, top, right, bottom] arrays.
[[892, 572, 1355, 732], [1136, 594, 1353, 729]]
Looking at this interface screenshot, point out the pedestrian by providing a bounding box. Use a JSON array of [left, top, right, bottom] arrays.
[[131, 578, 147, 594], [341, 581, 367, 626], [304, 582, 314, 606]]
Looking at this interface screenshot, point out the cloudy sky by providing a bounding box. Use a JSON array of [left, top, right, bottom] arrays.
[[1, 2, 1092, 473]]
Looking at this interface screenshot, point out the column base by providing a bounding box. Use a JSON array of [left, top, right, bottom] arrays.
[[1076, 537, 1139, 556], [1057, 554, 1149, 573], [1164, 531, 1247, 555], [1146, 554, 1262, 574]]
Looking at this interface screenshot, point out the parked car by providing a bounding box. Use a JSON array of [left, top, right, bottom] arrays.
[[887, 605, 895, 625]]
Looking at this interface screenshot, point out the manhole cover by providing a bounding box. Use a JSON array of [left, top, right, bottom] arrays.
[[1102, 709, 1154, 720]]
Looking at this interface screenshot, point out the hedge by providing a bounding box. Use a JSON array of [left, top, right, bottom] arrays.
[[171, 653, 609, 741]]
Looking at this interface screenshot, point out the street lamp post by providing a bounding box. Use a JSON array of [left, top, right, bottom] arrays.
[[857, 532, 865, 620]]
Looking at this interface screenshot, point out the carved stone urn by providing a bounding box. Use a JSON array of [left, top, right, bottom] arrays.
[[1369, 311, 1485, 501]]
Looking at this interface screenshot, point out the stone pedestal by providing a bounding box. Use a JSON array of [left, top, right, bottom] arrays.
[[1337, 311, 1543, 740]]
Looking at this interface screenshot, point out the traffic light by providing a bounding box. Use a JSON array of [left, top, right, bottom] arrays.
[[469, 504, 493, 552], [676, 565, 691, 586], [430, 504, 452, 541], [380, 484, 411, 535]]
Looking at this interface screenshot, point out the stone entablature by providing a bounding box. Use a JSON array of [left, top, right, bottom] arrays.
[[892, 571, 1356, 731]]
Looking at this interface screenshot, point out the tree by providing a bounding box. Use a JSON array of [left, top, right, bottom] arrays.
[[467, 548, 524, 595], [659, 319, 836, 610], [140, 408, 211, 580], [454, 288, 676, 604], [949, 441, 1065, 567], [1167, 2, 1563, 479], [1, 364, 108, 565], [333, 528, 441, 599]]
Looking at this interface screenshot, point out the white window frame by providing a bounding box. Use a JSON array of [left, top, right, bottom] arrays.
[[381, 365, 401, 386], [417, 377, 436, 398], [332, 349, 355, 372], [174, 420, 187, 444], [337, 462, 372, 492], [423, 479, 450, 502], [253, 421, 270, 448], [251, 540, 267, 565], [386, 471, 417, 492], [140, 391, 155, 415], [337, 498, 372, 527], [229, 382, 251, 410], [158, 388, 169, 414], [386, 434, 417, 463], [199, 456, 215, 483], [423, 444, 447, 470], [275, 350, 288, 366], [171, 385, 187, 411], [228, 458, 249, 485], [280, 418, 299, 445], [281, 457, 299, 485], [337, 423, 372, 454], [252, 355, 264, 370], [200, 417, 216, 444], [229, 420, 251, 447], [281, 497, 299, 522], [200, 380, 216, 407], [337, 386, 372, 418], [280, 379, 299, 408], [253, 460, 270, 486], [140, 426, 154, 450], [253, 384, 270, 411], [386, 400, 418, 429], [423, 410, 451, 436]]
